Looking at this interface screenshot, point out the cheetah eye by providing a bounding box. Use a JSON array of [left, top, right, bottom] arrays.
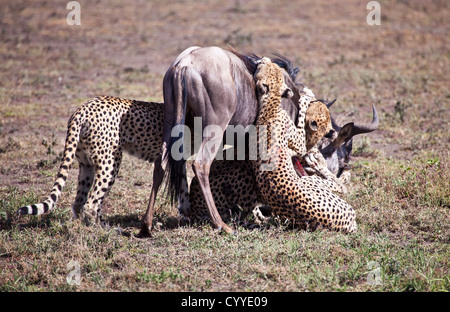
[[309, 120, 318, 132]]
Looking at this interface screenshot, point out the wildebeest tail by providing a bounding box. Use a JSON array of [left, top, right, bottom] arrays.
[[18, 107, 85, 216], [164, 68, 188, 206]]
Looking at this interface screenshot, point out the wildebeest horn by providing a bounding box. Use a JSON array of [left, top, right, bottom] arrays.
[[326, 98, 337, 108], [350, 104, 379, 136]]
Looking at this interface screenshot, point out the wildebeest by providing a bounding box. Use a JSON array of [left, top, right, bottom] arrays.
[[316, 101, 379, 178], [139, 46, 311, 236]]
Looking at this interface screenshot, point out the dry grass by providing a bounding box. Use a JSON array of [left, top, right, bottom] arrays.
[[0, 0, 449, 292]]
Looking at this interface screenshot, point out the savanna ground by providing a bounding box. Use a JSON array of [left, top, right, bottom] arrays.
[[0, 0, 448, 292]]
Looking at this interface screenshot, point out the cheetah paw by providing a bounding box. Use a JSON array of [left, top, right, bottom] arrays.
[[339, 170, 351, 185], [304, 151, 329, 177]]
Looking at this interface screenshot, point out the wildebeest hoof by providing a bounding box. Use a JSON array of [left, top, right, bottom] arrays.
[[137, 225, 153, 238], [217, 224, 236, 235]]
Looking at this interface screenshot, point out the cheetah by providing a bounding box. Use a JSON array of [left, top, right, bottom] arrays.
[[17, 96, 189, 226], [250, 57, 357, 232], [186, 100, 343, 224], [17, 92, 353, 231], [16, 94, 336, 228]]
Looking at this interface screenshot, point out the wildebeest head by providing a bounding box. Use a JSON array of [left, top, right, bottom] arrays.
[[318, 100, 379, 177]]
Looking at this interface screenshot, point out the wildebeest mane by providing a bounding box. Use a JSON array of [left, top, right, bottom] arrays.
[[228, 47, 301, 84], [271, 53, 300, 83], [227, 46, 260, 75]]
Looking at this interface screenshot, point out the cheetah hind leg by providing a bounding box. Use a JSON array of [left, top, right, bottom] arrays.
[[72, 162, 95, 219], [83, 152, 122, 229], [177, 165, 191, 217]]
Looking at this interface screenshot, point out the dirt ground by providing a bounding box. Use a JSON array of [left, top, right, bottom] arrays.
[[0, 0, 448, 292], [1, 0, 448, 184]]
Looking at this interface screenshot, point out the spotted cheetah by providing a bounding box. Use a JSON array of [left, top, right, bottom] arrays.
[[250, 57, 357, 232], [16, 94, 336, 228], [17, 96, 189, 226], [17, 92, 351, 230], [186, 100, 340, 224]]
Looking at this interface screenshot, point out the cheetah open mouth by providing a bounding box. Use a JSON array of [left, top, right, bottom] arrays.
[[293, 156, 308, 177]]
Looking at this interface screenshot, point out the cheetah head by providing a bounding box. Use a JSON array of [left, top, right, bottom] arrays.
[[254, 57, 293, 99], [305, 100, 332, 150]]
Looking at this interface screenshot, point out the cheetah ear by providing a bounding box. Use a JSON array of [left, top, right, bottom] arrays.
[[282, 87, 293, 99], [309, 120, 318, 132]]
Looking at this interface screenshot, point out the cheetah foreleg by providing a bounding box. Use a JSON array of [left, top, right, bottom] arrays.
[[338, 170, 351, 185], [304, 147, 347, 194]]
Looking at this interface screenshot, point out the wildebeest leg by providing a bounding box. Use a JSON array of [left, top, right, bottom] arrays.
[[193, 136, 235, 234]]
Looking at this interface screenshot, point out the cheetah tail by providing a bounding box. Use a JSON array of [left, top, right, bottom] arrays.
[[18, 110, 83, 216]]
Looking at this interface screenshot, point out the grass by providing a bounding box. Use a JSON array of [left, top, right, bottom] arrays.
[[1, 157, 448, 292], [349, 153, 449, 240], [0, 0, 449, 292]]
